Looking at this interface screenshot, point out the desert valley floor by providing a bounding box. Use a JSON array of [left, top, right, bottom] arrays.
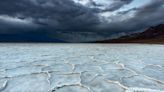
[[0, 44, 164, 92]]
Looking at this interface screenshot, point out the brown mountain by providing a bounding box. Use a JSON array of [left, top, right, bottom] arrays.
[[97, 24, 164, 44]]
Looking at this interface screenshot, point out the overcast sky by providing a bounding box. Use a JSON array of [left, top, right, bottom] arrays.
[[0, 0, 164, 42]]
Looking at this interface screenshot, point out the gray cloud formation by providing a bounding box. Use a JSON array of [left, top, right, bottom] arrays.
[[108, 0, 164, 33], [80, 0, 133, 12], [0, 0, 100, 32], [102, 0, 133, 12], [0, 0, 164, 42]]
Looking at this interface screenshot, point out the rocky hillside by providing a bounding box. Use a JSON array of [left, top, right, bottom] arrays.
[[97, 24, 164, 44]]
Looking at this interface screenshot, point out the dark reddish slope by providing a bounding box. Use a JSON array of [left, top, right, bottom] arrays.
[[97, 24, 164, 44]]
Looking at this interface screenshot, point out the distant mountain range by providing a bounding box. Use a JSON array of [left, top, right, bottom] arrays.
[[97, 24, 164, 44], [0, 24, 164, 43]]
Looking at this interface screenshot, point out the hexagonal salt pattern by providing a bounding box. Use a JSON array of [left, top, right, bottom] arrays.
[[0, 44, 164, 92]]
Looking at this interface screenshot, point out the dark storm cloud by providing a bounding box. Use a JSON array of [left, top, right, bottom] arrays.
[[102, 0, 133, 12], [130, 0, 164, 29], [101, 0, 164, 34], [117, 7, 138, 15], [0, 0, 134, 32], [0, 0, 163, 42], [0, 0, 100, 32], [82, 0, 133, 12]]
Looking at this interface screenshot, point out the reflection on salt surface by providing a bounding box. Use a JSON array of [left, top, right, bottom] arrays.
[[0, 44, 164, 92]]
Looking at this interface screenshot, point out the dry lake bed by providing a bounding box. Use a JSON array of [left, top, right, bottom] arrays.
[[0, 44, 164, 92]]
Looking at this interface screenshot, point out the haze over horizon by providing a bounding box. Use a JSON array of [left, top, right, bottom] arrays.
[[0, 0, 164, 42]]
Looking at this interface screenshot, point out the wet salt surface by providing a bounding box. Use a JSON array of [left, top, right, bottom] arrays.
[[0, 44, 164, 92]]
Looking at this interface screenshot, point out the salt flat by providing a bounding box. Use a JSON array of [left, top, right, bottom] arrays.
[[0, 44, 164, 92]]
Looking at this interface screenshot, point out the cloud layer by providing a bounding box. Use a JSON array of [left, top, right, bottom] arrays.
[[0, 0, 164, 42]]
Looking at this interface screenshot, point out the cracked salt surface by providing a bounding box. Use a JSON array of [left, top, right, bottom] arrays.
[[0, 44, 164, 92]]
